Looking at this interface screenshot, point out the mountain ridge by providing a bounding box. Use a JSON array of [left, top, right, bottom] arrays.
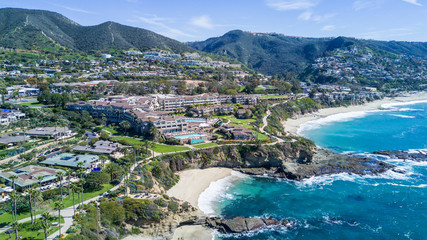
[[189, 30, 427, 75], [0, 8, 195, 53]]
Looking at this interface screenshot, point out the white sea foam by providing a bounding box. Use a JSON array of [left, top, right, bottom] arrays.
[[390, 114, 416, 119], [295, 169, 413, 189], [198, 171, 248, 216], [381, 99, 427, 109], [298, 111, 372, 134]]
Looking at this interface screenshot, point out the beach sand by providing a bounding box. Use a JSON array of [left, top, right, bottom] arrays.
[[284, 91, 427, 135], [167, 168, 232, 240]]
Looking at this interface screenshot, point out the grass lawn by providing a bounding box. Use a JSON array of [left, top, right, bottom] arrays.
[[253, 131, 270, 141], [114, 136, 144, 145], [113, 136, 190, 153], [101, 127, 118, 135], [0, 184, 114, 227], [255, 86, 266, 91], [17, 102, 46, 107], [152, 144, 190, 153], [193, 143, 218, 149], [216, 115, 256, 129], [55, 184, 114, 209], [0, 217, 63, 240]]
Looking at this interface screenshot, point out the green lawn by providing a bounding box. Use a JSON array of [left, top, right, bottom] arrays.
[[0, 184, 114, 227], [0, 217, 63, 240], [193, 143, 218, 149], [114, 136, 144, 145], [55, 184, 114, 209], [113, 136, 190, 153], [152, 144, 190, 153], [253, 131, 270, 141], [215, 115, 256, 129], [101, 127, 118, 135], [17, 101, 46, 107]]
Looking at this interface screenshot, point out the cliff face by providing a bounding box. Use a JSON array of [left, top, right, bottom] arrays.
[[161, 138, 393, 180]]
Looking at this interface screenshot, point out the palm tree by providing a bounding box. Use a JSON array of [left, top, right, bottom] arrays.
[[32, 190, 42, 223], [25, 188, 36, 224], [9, 175, 18, 189], [9, 192, 20, 222], [40, 219, 50, 240], [54, 201, 64, 238], [41, 211, 51, 239], [70, 183, 77, 216], [37, 175, 44, 188], [57, 171, 65, 201], [11, 220, 21, 240], [66, 169, 74, 198], [79, 179, 85, 208]]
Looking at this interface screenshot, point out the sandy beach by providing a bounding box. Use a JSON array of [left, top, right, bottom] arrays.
[[167, 168, 232, 240], [284, 91, 427, 135]]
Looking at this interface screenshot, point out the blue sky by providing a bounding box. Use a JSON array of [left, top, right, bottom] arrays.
[[1, 0, 426, 42]]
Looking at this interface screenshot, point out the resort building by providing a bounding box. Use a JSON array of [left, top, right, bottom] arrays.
[[26, 127, 73, 139], [72, 140, 123, 155], [40, 153, 101, 170], [0, 165, 65, 189]]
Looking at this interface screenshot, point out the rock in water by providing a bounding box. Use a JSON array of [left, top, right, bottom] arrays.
[[245, 217, 265, 231], [205, 216, 289, 234]]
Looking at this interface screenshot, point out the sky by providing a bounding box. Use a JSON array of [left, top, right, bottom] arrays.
[[0, 0, 426, 42]]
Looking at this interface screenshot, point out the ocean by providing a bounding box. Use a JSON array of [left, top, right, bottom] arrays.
[[199, 100, 427, 240]]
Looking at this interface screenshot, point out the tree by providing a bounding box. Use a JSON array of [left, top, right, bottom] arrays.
[[176, 81, 187, 95], [54, 201, 64, 238], [57, 171, 65, 201], [9, 192, 20, 222], [25, 188, 36, 224], [84, 171, 110, 191], [32, 190, 42, 223], [100, 131, 110, 140], [70, 183, 77, 216], [11, 220, 21, 240], [40, 214, 50, 240], [120, 120, 131, 131], [9, 175, 18, 190]]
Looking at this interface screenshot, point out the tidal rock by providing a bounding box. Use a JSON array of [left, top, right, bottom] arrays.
[[245, 217, 265, 231], [205, 216, 289, 234], [374, 150, 427, 162]]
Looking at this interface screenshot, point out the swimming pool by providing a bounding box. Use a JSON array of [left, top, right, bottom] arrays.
[[174, 133, 202, 139], [185, 119, 206, 123]]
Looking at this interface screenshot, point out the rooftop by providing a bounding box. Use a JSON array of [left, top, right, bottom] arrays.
[[0, 165, 65, 187], [41, 153, 100, 169]]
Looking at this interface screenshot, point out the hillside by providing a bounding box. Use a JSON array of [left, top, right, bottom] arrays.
[[189, 30, 427, 76], [0, 8, 194, 53]]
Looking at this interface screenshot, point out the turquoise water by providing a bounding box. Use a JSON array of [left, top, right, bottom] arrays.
[[208, 100, 427, 240], [173, 133, 202, 139]]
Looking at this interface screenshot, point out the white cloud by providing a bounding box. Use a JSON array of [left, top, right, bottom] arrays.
[[53, 4, 94, 14], [322, 25, 336, 31], [402, 0, 422, 6], [298, 11, 313, 20], [298, 11, 334, 22], [353, 0, 385, 11], [129, 15, 194, 39], [266, 0, 317, 11], [190, 15, 215, 29]]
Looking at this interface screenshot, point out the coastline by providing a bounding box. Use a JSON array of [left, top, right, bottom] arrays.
[[167, 168, 233, 240], [284, 91, 427, 135]]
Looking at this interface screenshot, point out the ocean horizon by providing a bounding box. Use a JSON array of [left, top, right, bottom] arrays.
[[200, 99, 427, 240]]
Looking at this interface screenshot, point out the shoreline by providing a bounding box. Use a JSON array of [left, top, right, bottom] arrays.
[[284, 91, 427, 135], [167, 168, 233, 240]]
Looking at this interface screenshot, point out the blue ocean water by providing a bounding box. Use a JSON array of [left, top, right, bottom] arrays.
[[205, 100, 427, 240]]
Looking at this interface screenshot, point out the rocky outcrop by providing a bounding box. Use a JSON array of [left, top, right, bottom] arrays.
[[205, 216, 291, 234], [162, 138, 394, 180], [373, 150, 427, 162]]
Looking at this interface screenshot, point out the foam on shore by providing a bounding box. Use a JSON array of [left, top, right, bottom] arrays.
[[198, 171, 248, 216], [297, 110, 372, 135]]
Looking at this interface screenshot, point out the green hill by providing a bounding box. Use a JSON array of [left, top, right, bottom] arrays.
[[0, 8, 194, 53], [189, 30, 427, 75]]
